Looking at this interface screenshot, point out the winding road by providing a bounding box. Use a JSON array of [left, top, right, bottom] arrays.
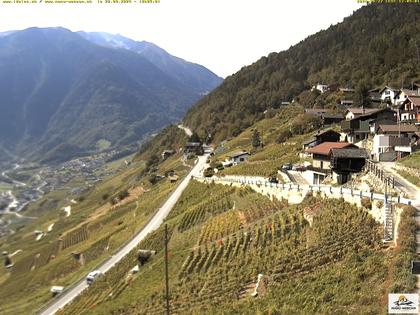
[[38, 151, 210, 315]]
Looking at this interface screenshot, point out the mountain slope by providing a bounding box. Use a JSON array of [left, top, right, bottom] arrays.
[[78, 31, 222, 94], [183, 4, 420, 142], [0, 27, 221, 163]]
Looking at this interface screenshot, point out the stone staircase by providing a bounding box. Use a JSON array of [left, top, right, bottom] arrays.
[[383, 203, 394, 241]]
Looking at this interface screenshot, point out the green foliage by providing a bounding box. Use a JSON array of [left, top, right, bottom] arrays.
[[399, 152, 420, 170], [184, 4, 420, 143], [135, 125, 188, 162], [389, 206, 417, 293], [118, 189, 130, 201], [251, 129, 262, 149], [189, 132, 201, 143], [148, 174, 159, 185]]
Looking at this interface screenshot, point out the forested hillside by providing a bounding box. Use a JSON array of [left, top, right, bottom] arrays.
[[184, 4, 420, 142]]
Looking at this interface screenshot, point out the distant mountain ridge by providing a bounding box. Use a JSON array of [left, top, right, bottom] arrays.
[[78, 31, 222, 94], [0, 27, 222, 163]]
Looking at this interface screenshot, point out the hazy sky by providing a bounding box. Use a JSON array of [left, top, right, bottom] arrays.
[[0, 0, 363, 77]]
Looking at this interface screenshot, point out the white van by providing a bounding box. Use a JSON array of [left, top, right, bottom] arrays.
[[86, 270, 103, 285]]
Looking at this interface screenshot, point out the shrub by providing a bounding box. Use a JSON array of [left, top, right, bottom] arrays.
[[361, 197, 372, 209], [276, 130, 292, 144], [149, 174, 158, 185], [118, 190, 129, 200]]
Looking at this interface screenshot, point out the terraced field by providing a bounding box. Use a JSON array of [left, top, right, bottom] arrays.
[[56, 181, 413, 315], [0, 152, 189, 315]]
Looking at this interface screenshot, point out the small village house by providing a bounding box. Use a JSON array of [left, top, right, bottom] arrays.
[[329, 148, 369, 184], [302, 129, 341, 152], [397, 95, 420, 123], [341, 108, 396, 144], [227, 151, 249, 165], [311, 83, 329, 94], [379, 86, 400, 104], [340, 100, 354, 107], [184, 142, 204, 155], [368, 88, 382, 104], [303, 142, 363, 184], [393, 88, 419, 106], [304, 109, 344, 126], [372, 124, 419, 161], [161, 149, 175, 160], [415, 83, 420, 95]]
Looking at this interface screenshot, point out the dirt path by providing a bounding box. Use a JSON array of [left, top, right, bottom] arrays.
[[178, 124, 192, 137]]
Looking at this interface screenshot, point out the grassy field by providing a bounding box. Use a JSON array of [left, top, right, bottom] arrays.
[[0, 151, 190, 315], [56, 180, 415, 315], [0, 181, 12, 192], [399, 152, 420, 170], [397, 169, 420, 187]]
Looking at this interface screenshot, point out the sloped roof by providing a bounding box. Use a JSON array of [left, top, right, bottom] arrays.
[[229, 151, 249, 158], [345, 108, 382, 115], [378, 124, 417, 133], [306, 142, 354, 156], [185, 142, 201, 147], [379, 86, 399, 94], [315, 128, 341, 136], [305, 108, 329, 115], [330, 148, 369, 159], [406, 96, 420, 106], [400, 89, 419, 97]]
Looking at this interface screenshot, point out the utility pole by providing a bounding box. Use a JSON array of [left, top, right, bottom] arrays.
[[164, 224, 170, 315]]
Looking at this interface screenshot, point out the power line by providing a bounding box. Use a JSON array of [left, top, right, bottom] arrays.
[[164, 224, 170, 315]]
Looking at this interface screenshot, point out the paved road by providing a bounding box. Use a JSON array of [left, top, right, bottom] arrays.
[[38, 153, 209, 315], [178, 124, 193, 137]]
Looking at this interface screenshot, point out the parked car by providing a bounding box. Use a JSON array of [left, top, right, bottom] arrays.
[[281, 163, 292, 171], [86, 270, 103, 285], [292, 165, 305, 171], [50, 286, 64, 297], [268, 175, 279, 183]]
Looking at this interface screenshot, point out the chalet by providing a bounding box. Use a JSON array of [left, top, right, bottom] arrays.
[[377, 124, 417, 135], [397, 95, 420, 123], [184, 142, 204, 155], [304, 142, 357, 184], [372, 124, 419, 161], [228, 151, 249, 164], [379, 86, 399, 104], [344, 108, 383, 120], [341, 108, 396, 144], [304, 109, 344, 125], [168, 175, 179, 183], [339, 87, 355, 93], [330, 148, 369, 184], [368, 88, 382, 104], [161, 149, 175, 160], [311, 83, 329, 94], [305, 108, 328, 116], [393, 89, 419, 106], [302, 129, 341, 151], [340, 100, 354, 107]]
